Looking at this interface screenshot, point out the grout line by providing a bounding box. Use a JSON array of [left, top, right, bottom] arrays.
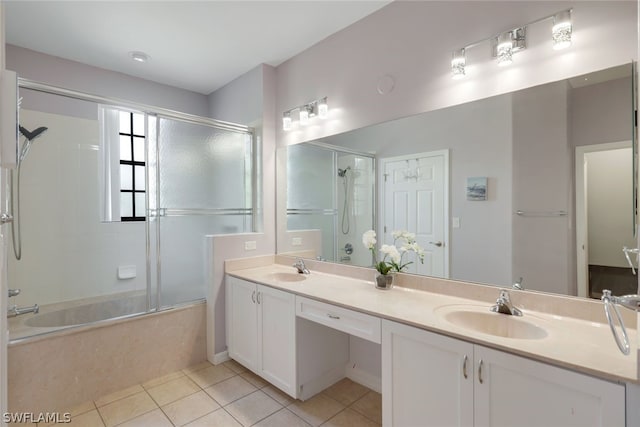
[[283, 407, 312, 427]]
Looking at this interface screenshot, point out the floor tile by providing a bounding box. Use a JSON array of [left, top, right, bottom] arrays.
[[95, 384, 145, 407], [97, 391, 157, 427], [142, 370, 185, 389], [203, 375, 257, 406], [186, 364, 236, 388], [322, 379, 369, 406], [117, 408, 173, 427], [68, 400, 97, 417], [67, 409, 105, 427], [147, 376, 201, 406], [254, 408, 312, 427], [262, 385, 295, 406], [223, 359, 248, 374], [182, 360, 214, 374], [183, 408, 243, 427], [239, 370, 268, 388], [287, 394, 345, 427], [162, 390, 220, 426], [322, 408, 379, 427], [225, 390, 283, 426], [350, 391, 382, 425]]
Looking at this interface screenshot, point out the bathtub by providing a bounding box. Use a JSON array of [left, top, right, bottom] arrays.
[[8, 291, 147, 341]]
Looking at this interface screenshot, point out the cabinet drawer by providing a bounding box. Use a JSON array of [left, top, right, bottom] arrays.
[[296, 296, 381, 343]]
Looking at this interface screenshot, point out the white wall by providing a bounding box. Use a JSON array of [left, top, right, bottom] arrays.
[[587, 148, 635, 267], [512, 81, 573, 295], [7, 45, 209, 116]]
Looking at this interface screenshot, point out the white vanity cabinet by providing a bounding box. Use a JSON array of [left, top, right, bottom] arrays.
[[382, 320, 625, 427], [226, 276, 297, 397]]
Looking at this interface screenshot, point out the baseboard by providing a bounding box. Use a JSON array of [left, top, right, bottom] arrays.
[[212, 350, 230, 365], [345, 365, 382, 394]]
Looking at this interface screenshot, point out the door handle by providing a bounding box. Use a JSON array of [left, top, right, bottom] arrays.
[[478, 359, 484, 384], [0, 213, 13, 224], [251, 290, 256, 304], [462, 355, 468, 379], [429, 241, 443, 247]]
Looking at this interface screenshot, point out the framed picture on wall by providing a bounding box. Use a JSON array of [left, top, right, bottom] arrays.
[[466, 177, 487, 201]]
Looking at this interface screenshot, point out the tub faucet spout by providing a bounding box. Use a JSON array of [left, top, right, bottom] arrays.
[[7, 303, 39, 318]]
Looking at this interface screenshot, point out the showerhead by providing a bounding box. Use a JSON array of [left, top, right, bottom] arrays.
[[18, 125, 49, 164], [19, 126, 48, 141], [338, 166, 351, 177]]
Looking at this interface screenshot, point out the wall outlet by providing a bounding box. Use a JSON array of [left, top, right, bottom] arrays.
[[292, 237, 303, 246], [452, 217, 460, 229], [244, 240, 257, 251]]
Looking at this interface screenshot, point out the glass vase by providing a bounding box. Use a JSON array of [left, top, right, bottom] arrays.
[[375, 272, 395, 290]]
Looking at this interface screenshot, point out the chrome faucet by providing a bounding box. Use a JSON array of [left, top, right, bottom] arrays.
[[8, 289, 20, 298], [293, 258, 310, 274], [490, 290, 522, 316], [7, 303, 39, 317], [512, 277, 524, 290]]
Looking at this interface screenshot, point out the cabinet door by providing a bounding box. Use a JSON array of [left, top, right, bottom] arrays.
[[257, 285, 297, 397], [382, 320, 474, 427], [474, 345, 625, 427], [226, 276, 258, 372]]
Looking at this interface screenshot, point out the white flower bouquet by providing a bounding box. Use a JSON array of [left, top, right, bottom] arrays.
[[362, 229, 425, 275]]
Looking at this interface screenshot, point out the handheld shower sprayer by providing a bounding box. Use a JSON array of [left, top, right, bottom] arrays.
[[12, 125, 49, 260]]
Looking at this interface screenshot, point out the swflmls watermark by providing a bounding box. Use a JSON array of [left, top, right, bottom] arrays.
[[3, 412, 71, 423]]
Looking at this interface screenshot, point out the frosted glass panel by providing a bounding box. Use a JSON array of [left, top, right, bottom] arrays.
[[159, 215, 248, 307], [135, 193, 145, 217], [119, 111, 130, 134], [134, 165, 145, 191], [133, 113, 145, 135], [287, 213, 336, 262], [120, 193, 133, 218], [133, 137, 145, 162], [287, 144, 335, 209], [157, 118, 252, 210]]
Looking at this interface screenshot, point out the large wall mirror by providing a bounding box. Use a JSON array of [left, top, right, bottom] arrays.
[[277, 63, 637, 299]]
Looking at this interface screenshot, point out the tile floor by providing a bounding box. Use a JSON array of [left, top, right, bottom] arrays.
[[23, 360, 381, 427]]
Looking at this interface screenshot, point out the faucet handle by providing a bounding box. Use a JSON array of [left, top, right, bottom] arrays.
[[497, 289, 510, 302], [8, 289, 20, 298]]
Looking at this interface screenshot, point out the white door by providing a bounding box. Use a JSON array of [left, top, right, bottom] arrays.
[[226, 276, 258, 372], [382, 320, 473, 427], [474, 345, 625, 427], [381, 151, 448, 277], [257, 285, 296, 397]]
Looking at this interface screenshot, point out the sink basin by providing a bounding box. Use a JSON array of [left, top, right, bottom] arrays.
[[266, 272, 307, 283], [438, 306, 548, 340]]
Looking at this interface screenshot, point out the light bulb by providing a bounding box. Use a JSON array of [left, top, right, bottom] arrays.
[[318, 97, 329, 119], [497, 31, 514, 66], [451, 48, 466, 79], [282, 111, 292, 131], [299, 106, 310, 126], [552, 10, 572, 50]]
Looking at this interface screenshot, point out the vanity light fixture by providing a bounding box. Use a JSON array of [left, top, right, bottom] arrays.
[[450, 8, 571, 79], [496, 31, 515, 67], [451, 49, 466, 79], [282, 97, 329, 131], [552, 10, 572, 50]]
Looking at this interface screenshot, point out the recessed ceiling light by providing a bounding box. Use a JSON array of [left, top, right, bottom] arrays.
[[129, 51, 150, 63]]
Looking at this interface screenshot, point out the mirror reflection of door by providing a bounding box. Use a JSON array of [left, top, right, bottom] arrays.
[[576, 141, 636, 298], [381, 151, 449, 277]]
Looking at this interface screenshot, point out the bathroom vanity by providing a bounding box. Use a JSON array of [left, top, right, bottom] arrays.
[[225, 256, 637, 427]]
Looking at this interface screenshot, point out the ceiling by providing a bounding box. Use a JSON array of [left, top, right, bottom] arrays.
[[4, 1, 390, 95]]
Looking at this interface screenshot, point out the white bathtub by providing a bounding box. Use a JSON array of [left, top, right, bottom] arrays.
[[8, 292, 147, 341]]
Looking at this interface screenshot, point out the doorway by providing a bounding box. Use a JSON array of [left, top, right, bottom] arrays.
[[379, 150, 449, 277], [576, 141, 636, 298]]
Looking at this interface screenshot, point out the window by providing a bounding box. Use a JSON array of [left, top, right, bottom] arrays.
[[118, 111, 146, 221]]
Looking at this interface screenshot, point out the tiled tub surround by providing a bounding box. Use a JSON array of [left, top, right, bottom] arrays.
[[226, 255, 638, 383], [8, 302, 207, 415]]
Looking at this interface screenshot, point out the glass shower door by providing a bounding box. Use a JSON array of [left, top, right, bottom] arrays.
[[150, 116, 254, 308]]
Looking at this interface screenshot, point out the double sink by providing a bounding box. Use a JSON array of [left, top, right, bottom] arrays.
[[264, 271, 548, 341]]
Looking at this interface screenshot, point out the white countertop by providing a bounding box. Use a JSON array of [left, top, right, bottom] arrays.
[[227, 262, 638, 383]]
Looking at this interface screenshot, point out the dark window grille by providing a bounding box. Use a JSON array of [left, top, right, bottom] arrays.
[[119, 111, 146, 221]]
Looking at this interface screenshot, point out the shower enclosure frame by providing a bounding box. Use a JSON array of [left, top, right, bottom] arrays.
[[15, 78, 257, 315], [288, 140, 376, 264]]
